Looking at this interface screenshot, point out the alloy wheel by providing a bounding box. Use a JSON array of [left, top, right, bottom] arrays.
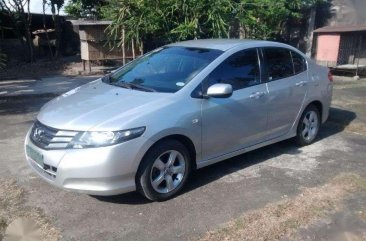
[[150, 150, 186, 194], [301, 110, 319, 142]]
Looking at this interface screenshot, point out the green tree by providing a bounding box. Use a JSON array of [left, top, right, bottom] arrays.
[[236, 0, 322, 39], [64, 0, 106, 19], [168, 0, 234, 40], [103, 0, 235, 53], [101, 0, 324, 54]]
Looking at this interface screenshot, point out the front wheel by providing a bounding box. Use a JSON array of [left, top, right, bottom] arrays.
[[136, 140, 191, 201], [295, 105, 320, 146]]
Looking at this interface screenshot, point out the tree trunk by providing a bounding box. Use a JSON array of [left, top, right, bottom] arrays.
[[132, 39, 136, 59], [28, 0, 33, 62], [51, 5, 62, 58], [140, 41, 144, 55], [23, 0, 34, 62], [43, 0, 53, 59], [305, 7, 317, 58], [239, 24, 246, 39], [122, 28, 126, 65], [53, 15, 61, 57]]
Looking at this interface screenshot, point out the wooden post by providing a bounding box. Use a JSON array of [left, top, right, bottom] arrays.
[[355, 35, 363, 78], [88, 60, 91, 73], [82, 60, 86, 71]]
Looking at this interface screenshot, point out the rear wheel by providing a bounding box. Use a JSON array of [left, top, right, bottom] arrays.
[[295, 105, 320, 146], [136, 140, 191, 201]]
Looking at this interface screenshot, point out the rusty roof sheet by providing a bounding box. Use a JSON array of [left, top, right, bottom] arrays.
[[314, 25, 366, 33], [71, 20, 112, 26]]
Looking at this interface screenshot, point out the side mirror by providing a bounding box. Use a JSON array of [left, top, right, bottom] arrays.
[[206, 83, 233, 98]]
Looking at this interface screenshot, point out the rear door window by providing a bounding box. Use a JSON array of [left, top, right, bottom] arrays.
[[263, 48, 294, 81]]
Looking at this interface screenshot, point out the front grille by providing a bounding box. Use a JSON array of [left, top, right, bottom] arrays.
[[30, 121, 79, 150]]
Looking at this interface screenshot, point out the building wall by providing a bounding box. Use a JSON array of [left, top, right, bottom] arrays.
[[327, 0, 366, 26], [316, 34, 341, 67], [311, 0, 366, 60]]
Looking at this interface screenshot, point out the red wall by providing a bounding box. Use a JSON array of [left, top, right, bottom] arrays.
[[316, 34, 341, 66]]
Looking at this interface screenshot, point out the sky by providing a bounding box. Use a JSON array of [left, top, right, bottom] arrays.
[[28, 0, 69, 15]]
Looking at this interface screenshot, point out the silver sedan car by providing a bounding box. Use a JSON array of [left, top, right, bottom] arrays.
[[25, 39, 333, 201]]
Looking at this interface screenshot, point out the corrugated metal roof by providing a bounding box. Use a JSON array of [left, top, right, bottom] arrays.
[[314, 25, 366, 33], [71, 20, 112, 26]]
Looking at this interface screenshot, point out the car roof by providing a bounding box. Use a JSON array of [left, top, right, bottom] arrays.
[[167, 39, 277, 51], [167, 39, 301, 53]]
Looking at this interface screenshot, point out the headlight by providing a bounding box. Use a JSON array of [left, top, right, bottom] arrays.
[[69, 127, 145, 149]]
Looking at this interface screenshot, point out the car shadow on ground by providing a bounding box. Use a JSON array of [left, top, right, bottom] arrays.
[[93, 107, 356, 204]]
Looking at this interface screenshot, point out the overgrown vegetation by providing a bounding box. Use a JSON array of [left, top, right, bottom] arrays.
[[95, 0, 325, 53], [0, 0, 64, 63], [64, 0, 106, 19], [1, 0, 326, 66], [0, 0, 34, 62]]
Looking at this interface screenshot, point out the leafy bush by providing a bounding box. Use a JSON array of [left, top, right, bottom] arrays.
[[101, 0, 323, 53]]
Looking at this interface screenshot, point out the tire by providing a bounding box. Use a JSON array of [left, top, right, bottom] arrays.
[[295, 105, 321, 146], [136, 139, 192, 201]]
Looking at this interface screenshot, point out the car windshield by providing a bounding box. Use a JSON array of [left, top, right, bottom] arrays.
[[104, 46, 223, 93]]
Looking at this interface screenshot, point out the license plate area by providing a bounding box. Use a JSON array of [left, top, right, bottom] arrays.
[[26, 145, 44, 167]]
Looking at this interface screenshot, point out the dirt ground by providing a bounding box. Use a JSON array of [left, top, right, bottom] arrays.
[[0, 77, 365, 241], [199, 173, 366, 241], [0, 179, 60, 241]]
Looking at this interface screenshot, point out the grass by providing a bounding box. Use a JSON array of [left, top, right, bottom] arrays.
[[198, 173, 366, 241], [0, 178, 60, 241]]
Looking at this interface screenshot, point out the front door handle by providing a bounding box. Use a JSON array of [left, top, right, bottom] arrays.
[[295, 81, 308, 87], [250, 91, 265, 99]]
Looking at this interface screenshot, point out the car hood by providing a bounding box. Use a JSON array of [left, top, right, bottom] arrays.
[[37, 79, 172, 131]]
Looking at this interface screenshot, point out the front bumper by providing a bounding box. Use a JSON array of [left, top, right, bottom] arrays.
[[25, 128, 153, 196]]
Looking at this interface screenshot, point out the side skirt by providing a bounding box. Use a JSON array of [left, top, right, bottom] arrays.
[[196, 132, 296, 169]]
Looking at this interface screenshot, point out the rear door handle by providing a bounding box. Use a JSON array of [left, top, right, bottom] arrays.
[[250, 91, 265, 99], [295, 81, 308, 87]]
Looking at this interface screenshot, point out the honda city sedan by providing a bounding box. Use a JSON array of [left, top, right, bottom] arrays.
[[25, 39, 333, 201]]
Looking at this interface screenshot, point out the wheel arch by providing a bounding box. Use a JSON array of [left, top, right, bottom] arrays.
[[306, 100, 323, 121], [138, 134, 198, 172]]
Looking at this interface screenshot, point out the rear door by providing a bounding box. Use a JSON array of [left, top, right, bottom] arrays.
[[263, 48, 309, 139]]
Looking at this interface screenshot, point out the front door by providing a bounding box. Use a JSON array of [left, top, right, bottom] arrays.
[[201, 48, 269, 160]]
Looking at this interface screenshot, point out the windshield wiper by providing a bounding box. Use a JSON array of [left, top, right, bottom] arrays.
[[126, 82, 157, 92], [110, 81, 156, 92]]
